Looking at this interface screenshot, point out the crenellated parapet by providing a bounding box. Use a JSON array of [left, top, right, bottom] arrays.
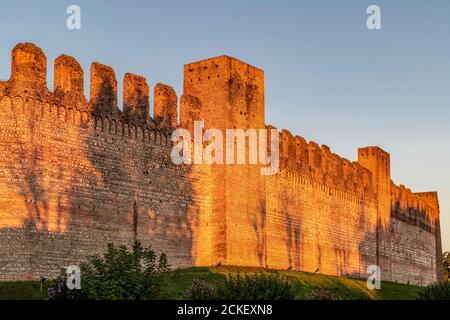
[[279, 128, 375, 199], [414, 192, 440, 218], [0, 42, 186, 150], [0, 43, 183, 143], [390, 182, 438, 233]]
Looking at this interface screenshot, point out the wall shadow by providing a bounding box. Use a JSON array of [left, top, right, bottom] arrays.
[[0, 83, 196, 279]]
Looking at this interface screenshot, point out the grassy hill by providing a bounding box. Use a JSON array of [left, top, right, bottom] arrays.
[[159, 266, 423, 300], [0, 266, 424, 300]]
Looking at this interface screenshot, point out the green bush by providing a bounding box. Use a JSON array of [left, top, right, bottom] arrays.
[[48, 241, 169, 300], [188, 278, 218, 300], [417, 281, 450, 300], [216, 273, 295, 300]]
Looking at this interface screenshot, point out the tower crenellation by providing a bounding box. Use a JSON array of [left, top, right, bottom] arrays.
[[54, 54, 86, 108], [10, 43, 48, 93], [89, 62, 119, 117], [154, 83, 178, 127], [123, 73, 150, 123]]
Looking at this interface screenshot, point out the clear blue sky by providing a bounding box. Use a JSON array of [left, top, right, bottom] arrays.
[[0, 0, 449, 251]]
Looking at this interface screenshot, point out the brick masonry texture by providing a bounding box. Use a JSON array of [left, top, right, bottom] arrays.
[[0, 43, 443, 285]]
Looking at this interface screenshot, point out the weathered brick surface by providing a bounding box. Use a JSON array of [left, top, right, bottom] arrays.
[[180, 94, 202, 131], [183, 56, 266, 267], [123, 73, 150, 123], [0, 95, 207, 279], [0, 43, 442, 285], [154, 84, 178, 127], [265, 172, 378, 276], [89, 62, 119, 116], [54, 54, 86, 109]]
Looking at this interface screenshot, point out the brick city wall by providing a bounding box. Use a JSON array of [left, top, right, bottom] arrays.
[[0, 43, 443, 285]]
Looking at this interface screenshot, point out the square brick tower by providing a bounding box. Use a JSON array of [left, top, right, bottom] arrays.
[[358, 146, 393, 281], [183, 56, 267, 267]]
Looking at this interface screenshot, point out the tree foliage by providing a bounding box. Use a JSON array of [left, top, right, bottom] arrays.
[[48, 241, 169, 300], [417, 281, 450, 300], [443, 251, 450, 281]]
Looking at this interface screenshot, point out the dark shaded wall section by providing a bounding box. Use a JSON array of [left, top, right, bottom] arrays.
[[0, 43, 204, 280]]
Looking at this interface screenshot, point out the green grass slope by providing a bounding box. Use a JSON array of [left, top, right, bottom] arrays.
[[0, 266, 423, 300], [0, 281, 49, 300], [161, 266, 422, 300]]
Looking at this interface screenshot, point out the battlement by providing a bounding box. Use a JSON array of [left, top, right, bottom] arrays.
[[154, 83, 178, 127], [415, 191, 440, 212], [123, 73, 150, 123], [390, 182, 438, 233], [10, 43, 48, 93], [279, 128, 375, 199], [0, 43, 180, 131], [54, 54, 85, 108]]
